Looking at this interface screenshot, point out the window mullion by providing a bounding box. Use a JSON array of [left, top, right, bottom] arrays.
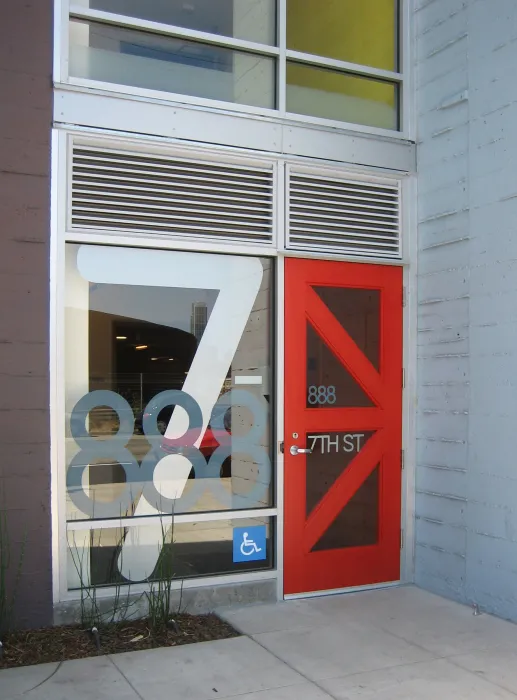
[[400, 0, 411, 137], [286, 50, 402, 84], [278, 0, 287, 115]]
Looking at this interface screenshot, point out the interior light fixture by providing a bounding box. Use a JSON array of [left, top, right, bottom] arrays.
[[135, 345, 148, 350], [116, 336, 127, 340]]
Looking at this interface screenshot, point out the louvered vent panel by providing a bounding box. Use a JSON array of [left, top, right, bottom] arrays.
[[288, 172, 401, 258], [71, 146, 275, 244]]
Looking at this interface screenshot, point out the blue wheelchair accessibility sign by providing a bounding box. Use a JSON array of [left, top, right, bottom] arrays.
[[233, 526, 267, 563]]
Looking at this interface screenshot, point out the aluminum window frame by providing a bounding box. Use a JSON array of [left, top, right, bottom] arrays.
[[56, 0, 411, 139], [53, 132, 284, 601], [56, 240, 280, 601]]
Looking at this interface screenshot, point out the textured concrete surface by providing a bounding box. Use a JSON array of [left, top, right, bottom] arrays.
[[54, 578, 278, 626], [0, 0, 53, 627], [415, 0, 517, 620], [3, 587, 517, 699]]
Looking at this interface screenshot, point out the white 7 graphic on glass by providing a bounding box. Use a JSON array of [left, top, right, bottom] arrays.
[[76, 246, 263, 581]]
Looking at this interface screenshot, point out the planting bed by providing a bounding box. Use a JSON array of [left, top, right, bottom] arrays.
[[0, 613, 239, 668]]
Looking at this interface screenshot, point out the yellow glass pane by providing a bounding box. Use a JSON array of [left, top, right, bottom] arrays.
[[287, 0, 398, 72], [287, 62, 398, 130]]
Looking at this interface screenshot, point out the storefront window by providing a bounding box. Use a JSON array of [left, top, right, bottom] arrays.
[[64, 244, 273, 587]]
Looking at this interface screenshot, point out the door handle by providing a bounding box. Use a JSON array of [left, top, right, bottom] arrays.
[[290, 445, 312, 456]]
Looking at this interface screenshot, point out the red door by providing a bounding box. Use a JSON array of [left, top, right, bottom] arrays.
[[284, 258, 403, 595]]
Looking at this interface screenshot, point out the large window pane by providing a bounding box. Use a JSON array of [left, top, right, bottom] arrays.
[[67, 516, 273, 588], [88, 0, 277, 46], [65, 244, 273, 529], [286, 62, 398, 130], [287, 0, 398, 72], [69, 20, 276, 109]]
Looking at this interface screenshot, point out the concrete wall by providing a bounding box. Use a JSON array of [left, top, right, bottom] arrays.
[[0, 1, 53, 627], [415, 0, 517, 620]]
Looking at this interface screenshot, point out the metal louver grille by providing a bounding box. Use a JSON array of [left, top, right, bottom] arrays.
[[71, 145, 275, 244], [288, 172, 401, 258]]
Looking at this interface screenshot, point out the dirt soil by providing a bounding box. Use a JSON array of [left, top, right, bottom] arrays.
[[0, 614, 240, 669]]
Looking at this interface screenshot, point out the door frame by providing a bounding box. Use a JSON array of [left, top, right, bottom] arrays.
[[276, 248, 416, 600]]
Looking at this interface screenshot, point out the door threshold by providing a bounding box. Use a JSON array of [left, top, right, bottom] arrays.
[[284, 580, 403, 600]]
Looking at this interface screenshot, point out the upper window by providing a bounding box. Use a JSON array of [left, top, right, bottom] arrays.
[[66, 0, 402, 132]]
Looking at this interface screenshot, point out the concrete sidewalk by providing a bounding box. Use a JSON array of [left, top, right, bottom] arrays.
[[3, 586, 517, 699]]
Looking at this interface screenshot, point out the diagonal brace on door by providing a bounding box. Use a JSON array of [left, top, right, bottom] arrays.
[[303, 428, 385, 552]]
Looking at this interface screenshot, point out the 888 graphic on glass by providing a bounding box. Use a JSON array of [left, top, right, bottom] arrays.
[[67, 387, 271, 518], [307, 385, 336, 405]]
